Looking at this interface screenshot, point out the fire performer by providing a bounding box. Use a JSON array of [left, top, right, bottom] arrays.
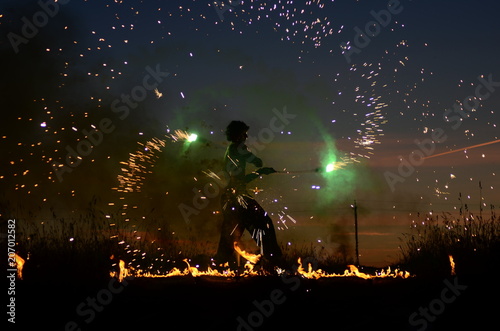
[[215, 120, 282, 268]]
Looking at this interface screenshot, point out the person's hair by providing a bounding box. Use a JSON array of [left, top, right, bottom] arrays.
[[225, 121, 249, 142]]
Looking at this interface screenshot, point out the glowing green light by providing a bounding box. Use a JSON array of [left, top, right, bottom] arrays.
[[187, 133, 198, 142], [325, 162, 335, 172]]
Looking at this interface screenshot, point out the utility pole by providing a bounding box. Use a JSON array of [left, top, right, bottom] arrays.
[[479, 181, 483, 219], [459, 192, 464, 221], [353, 200, 359, 266]]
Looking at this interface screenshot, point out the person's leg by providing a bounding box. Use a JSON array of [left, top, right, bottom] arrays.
[[242, 196, 282, 260], [215, 194, 244, 265]]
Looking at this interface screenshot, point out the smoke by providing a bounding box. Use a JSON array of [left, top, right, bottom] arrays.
[[327, 217, 353, 264]]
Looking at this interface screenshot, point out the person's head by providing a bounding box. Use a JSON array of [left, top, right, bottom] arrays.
[[225, 120, 249, 143]]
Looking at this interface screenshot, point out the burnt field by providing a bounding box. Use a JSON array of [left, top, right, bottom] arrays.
[[12, 273, 497, 331]]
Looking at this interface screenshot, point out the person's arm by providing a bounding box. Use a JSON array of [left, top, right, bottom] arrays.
[[250, 155, 263, 168], [244, 167, 277, 183], [244, 172, 260, 183], [235, 144, 275, 183], [239, 144, 263, 167]]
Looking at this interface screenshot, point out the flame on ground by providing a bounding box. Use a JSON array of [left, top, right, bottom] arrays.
[[233, 242, 261, 265], [110, 259, 132, 282], [448, 255, 456, 276], [296, 258, 411, 280], [15, 253, 25, 280], [126, 259, 259, 278], [118, 257, 411, 280]]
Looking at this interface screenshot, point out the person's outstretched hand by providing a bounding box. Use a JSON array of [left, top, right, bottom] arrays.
[[256, 167, 277, 175]]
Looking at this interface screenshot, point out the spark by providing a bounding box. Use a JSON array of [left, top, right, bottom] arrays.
[[154, 88, 163, 99], [170, 130, 197, 142]]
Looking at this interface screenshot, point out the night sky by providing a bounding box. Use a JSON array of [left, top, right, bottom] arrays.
[[1, 0, 499, 266]]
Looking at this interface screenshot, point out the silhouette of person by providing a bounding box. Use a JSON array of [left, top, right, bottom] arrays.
[[215, 121, 282, 268]]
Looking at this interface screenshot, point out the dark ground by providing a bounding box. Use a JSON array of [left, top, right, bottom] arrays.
[[8, 272, 498, 331]]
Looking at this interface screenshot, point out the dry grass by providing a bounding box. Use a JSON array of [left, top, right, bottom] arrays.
[[13, 197, 499, 279], [14, 202, 116, 280], [398, 211, 500, 277]]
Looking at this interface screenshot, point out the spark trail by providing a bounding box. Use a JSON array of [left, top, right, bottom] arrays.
[[423, 139, 500, 160]]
